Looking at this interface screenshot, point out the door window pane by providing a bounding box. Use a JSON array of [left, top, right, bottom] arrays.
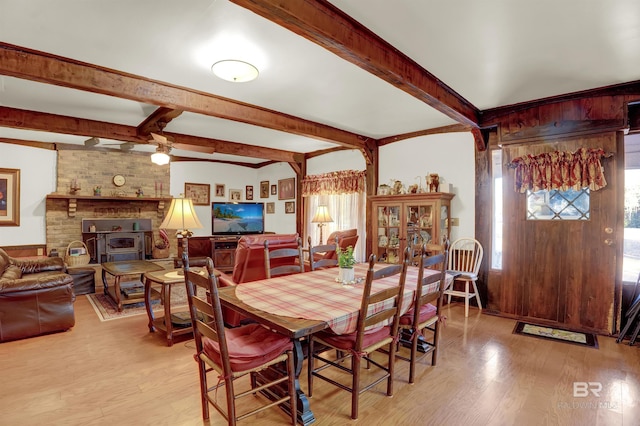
[[526, 188, 590, 220]]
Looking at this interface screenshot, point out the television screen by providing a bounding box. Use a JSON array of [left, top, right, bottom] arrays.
[[212, 202, 265, 235]]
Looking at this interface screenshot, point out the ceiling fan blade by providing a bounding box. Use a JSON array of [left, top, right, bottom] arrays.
[[84, 137, 100, 147], [149, 132, 168, 144], [119, 142, 135, 151], [172, 143, 215, 154]]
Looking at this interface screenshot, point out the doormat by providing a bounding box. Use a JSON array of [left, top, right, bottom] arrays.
[[86, 281, 188, 322], [513, 321, 598, 348]]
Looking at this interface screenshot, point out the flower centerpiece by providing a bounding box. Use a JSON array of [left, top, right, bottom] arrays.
[[337, 245, 356, 283], [152, 228, 171, 259]]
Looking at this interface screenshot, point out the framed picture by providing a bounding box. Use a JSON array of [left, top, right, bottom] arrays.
[[229, 189, 242, 201], [215, 184, 225, 197], [184, 182, 210, 206], [266, 202, 275, 214], [278, 178, 295, 200], [285, 201, 295, 214], [0, 168, 20, 226], [246, 185, 254, 200], [260, 181, 269, 198], [271, 184, 277, 195]]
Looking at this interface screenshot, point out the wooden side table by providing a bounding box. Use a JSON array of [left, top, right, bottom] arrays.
[[144, 268, 215, 346]]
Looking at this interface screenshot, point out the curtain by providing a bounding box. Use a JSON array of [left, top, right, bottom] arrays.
[[302, 170, 367, 262], [508, 147, 609, 193]]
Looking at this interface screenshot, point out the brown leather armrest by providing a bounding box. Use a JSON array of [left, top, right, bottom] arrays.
[[13, 257, 66, 274], [217, 271, 238, 288]]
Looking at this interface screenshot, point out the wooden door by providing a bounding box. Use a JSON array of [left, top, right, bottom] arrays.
[[501, 133, 618, 334]]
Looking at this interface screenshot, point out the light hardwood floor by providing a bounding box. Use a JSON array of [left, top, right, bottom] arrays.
[[1, 298, 638, 426]]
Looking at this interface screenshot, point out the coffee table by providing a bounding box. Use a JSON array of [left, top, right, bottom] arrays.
[[101, 260, 164, 311]]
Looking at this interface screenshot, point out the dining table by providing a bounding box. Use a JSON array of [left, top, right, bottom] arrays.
[[217, 262, 453, 425]]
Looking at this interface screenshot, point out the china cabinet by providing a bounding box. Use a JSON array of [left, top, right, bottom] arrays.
[[369, 193, 454, 264]]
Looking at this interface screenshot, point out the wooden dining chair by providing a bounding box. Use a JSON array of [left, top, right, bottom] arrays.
[[307, 236, 339, 271], [264, 237, 304, 279], [307, 249, 410, 420], [443, 237, 483, 317], [184, 256, 297, 425], [396, 240, 449, 384]]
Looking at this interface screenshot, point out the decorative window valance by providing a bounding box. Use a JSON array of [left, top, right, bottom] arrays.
[[508, 147, 610, 193], [301, 170, 366, 196]]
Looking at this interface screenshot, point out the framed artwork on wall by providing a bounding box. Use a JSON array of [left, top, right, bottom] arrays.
[[246, 185, 253, 200], [278, 178, 295, 200], [271, 184, 277, 195], [215, 184, 225, 197], [184, 182, 210, 206], [229, 189, 242, 201], [266, 202, 275, 214], [0, 168, 20, 226], [285, 201, 295, 214], [260, 181, 269, 198]]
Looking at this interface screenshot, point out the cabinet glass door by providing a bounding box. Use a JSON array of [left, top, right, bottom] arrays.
[[376, 205, 401, 263], [406, 204, 433, 248]]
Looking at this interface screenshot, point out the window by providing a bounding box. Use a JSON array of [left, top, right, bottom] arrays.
[[526, 188, 590, 220], [491, 150, 503, 270]]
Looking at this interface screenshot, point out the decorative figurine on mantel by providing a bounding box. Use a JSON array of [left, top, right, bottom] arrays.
[[93, 186, 102, 196], [70, 178, 81, 195]]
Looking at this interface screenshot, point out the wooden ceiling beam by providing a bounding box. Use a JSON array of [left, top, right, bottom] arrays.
[[137, 107, 184, 136], [378, 124, 473, 146], [232, 0, 480, 128], [0, 106, 299, 162], [0, 42, 367, 150]]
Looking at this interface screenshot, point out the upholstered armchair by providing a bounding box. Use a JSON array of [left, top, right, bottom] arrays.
[[0, 248, 75, 342], [319, 228, 359, 261]]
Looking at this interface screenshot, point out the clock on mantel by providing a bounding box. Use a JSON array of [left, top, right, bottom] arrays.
[[112, 174, 126, 187]]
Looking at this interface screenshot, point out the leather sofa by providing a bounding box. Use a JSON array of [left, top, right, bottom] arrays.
[[218, 233, 300, 326], [0, 249, 75, 342]]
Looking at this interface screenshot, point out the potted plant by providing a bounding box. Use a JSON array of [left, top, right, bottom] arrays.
[[337, 245, 356, 283]]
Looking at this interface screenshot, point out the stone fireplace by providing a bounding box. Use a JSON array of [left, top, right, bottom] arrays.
[[46, 148, 173, 259]]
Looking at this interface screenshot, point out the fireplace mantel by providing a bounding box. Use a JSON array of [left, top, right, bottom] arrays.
[[46, 194, 173, 218]]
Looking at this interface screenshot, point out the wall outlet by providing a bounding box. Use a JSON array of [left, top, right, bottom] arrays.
[[450, 217, 460, 226]]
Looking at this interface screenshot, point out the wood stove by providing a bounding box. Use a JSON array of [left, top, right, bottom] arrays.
[[81, 218, 152, 263]]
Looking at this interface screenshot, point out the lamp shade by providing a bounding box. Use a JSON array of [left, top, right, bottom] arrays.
[[311, 205, 333, 224], [160, 198, 203, 231]]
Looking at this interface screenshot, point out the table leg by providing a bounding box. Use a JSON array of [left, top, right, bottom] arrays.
[[164, 284, 173, 346], [101, 268, 108, 294], [113, 275, 123, 311], [292, 338, 315, 425], [145, 277, 156, 332]]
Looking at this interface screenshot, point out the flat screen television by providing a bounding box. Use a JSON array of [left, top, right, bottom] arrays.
[[212, 202, 265, 235]]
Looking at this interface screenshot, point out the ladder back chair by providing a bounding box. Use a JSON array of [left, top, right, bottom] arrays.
[[444, 237, 483, 317], [184, 257, 297, 425], [307, 249, 410, 420], [264, 237, 304, 279], [396, 240, 449, 383], [307, 236, 339, 271]]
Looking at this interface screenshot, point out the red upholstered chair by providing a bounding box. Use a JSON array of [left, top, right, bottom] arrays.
[[184, 257, 297, 425], [307, 250, 410, 420], [396, 241, 449, 384], [217, 234, 300, 326], [315, 229, 358, 261]]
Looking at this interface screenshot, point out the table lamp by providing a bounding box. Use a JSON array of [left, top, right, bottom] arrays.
[[159, 196, 203, 264], [311, 205, 333, 244]]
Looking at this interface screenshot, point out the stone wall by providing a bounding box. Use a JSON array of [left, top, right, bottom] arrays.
[[46, 149, 173, 257]]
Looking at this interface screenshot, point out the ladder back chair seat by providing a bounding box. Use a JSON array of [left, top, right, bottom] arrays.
[[184, 257, 297, 425]]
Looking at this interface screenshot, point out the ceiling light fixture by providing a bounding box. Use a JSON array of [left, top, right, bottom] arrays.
[[151, 144, 171, 165], [211, 59, 259, 83]]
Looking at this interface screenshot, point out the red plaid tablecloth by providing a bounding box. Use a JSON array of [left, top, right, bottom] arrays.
[[235, 263, 453, 335]]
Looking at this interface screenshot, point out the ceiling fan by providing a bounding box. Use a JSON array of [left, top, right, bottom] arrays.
[[149, 132, 172, 165], [84, 137, 134, 151]]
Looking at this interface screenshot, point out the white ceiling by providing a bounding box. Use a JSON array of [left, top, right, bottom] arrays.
[[1, 0, 640, 163]]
